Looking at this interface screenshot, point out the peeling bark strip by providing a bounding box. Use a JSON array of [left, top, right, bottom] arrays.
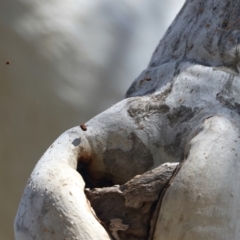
[[85, 163, 179, 240], [14, 1, 240, 240]]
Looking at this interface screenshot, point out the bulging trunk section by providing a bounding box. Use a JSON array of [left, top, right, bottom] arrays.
[[15, 0, 240, 239]]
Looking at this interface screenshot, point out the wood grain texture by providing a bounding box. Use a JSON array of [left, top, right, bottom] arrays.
[[85, 163, 178, 240]]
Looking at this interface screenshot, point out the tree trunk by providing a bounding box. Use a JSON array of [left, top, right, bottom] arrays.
[[14, 0, 240, 239]]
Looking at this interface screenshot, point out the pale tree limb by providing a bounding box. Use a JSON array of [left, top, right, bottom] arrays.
[[154, 116, 240, 240], [14, 0, 240, 239]]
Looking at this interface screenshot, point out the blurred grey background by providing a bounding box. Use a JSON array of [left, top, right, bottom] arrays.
[[0, 0, 184, 239]]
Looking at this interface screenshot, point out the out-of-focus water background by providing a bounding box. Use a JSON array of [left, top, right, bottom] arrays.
[[0, 0, 184, 238]]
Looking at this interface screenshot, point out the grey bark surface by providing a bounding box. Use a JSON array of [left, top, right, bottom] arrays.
[[14, 0, 240, 239]]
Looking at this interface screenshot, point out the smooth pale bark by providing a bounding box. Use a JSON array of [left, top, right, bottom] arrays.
[[15, 0, 240, 239], [14, 129, 111, 240], [154, 116, 240, 240]]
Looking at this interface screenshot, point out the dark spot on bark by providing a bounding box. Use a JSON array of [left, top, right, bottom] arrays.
[[41, 203, 50, 215], [15, 219, 32, 236], [174, 67, 180, 77], [77, 161, 92, 188], [77, 144, 92, 166], [216, 93, 240, 114], [77, 148, 105, 187], [154, 46, 159, 53], [103, 133, 153, 185], [216, 75, 240, 113], [6, 61, 10, 65], [77, 160, 113, 188], [217, 29, 240, 74], [205, 23, 210, 28], [150, 60, 160, 68], [80, 124, 87, 131], [72, 138, 81, 146], [127, 86, 172, 126], [172, 38, 181, 53], [198, 8, 204, 14], [222, 20, 229, 28], [214, 64, 239, 76], [220, 4, 231, 28], [164, 129, 187, 158], [167, 106, 198, 126], [225, 1, 231, 8], [125, 68, 160, 97], [158, 104, 170, 113]]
